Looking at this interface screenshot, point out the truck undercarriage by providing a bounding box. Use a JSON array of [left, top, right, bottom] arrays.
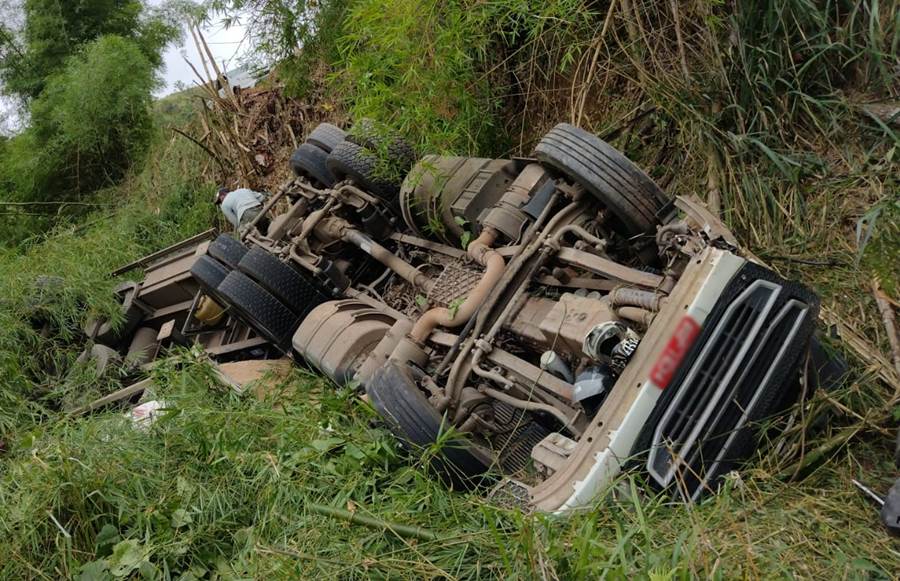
[[82, 121, 819, 511]]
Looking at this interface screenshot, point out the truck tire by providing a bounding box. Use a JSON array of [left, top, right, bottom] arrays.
[[534, 123, 671, 237], [208, 234, 248, 269], [190, 255, 230, 298], [347, 118, 416, 173], [327, 140, 400, 202], [217, 271, 299, 350], [305, 122, 347, 153], [367, 362, 492, 489], [290, 143, 337, 188], [236, 247, 330, 318]]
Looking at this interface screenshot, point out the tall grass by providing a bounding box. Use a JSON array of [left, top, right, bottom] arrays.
[[0, 133, 215, 438], [2, 349, 897, 578], [0, 0, 898, 578]]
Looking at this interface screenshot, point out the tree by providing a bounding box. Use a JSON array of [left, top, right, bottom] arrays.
[[0, 0, 177, 101], [4, 35, 158, 204]]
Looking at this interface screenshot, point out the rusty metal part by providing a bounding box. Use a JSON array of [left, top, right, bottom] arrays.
[[545, 223, 606, 252], [400, 155, 520, 244], [296, 198, 336, 243], [478, 385, 580, 436], [537, 275, 618, 292], [408, 227, 504, 343], [342, 228, 435, 293], [388, 336, 430, 367], [389, 232, 467, 260], [556, 247, 664, 289], [267, 197, 309, 241], [443, 197, 575, 407], [616, 306, 656, 327], [486, 347, 576, 404], [427, 331, 577, 406], [292, 300, 395, 386], [609, 287, 665, 312], [482, 163, 550, 242], [675, 195, 739, 247], [427, 261, 484, 307], [531, 432, 578, 475], [356, 319, 414, 386], [506, 293, 620, 355], [287, 245, 322, 275]]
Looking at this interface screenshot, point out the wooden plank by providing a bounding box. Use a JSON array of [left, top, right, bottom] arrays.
[[68, 378, 153, 417]]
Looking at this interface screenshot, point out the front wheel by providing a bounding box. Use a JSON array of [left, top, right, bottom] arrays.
[[534, 123, 672, 237], [366, 363, 492, 489]]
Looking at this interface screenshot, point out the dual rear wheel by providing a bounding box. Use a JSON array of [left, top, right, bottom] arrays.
[[191, 235, 331, 351]]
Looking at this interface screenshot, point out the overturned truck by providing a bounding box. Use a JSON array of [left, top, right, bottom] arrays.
[[92, 122, 820, 511]]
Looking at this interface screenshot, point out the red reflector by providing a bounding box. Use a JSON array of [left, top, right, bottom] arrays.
[[650, 315, 701, 389]]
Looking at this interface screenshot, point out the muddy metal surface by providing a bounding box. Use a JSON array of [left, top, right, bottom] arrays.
[[83, 120, 826, 512]]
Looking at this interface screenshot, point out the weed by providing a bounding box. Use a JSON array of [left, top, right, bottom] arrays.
[[1, 0, 899, 578]]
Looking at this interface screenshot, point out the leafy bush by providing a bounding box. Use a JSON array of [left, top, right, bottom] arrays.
[[207, 0, 350, 97], [0, 134, 215, 437], [0, 35, 159, 244]]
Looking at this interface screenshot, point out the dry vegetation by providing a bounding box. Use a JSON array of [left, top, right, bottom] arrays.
[[0, 0, 898, 578]]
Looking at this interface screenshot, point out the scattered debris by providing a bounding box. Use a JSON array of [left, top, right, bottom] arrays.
[[128, 400, 168, 429], [68, 378, 154, 418]]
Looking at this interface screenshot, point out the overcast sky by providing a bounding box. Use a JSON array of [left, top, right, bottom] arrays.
[[155, 8, 251, 97]]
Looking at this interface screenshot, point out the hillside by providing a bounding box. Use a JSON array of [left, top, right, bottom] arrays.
[[0, 1, 898, 578]]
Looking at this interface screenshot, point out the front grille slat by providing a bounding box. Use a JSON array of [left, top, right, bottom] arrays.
[[647, 280, 785, 488], [638, 263, 818, 501], [688, 300, 809, 498]]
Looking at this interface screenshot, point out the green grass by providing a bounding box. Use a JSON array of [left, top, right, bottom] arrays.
[[1, 350, 897, 579], [0, 132, 216, 436], [0, 0, 899, 578]]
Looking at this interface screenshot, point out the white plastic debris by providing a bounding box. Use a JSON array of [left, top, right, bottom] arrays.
[[127, 400, 167, 429]]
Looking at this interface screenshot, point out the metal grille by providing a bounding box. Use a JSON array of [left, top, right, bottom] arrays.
[[489, 402, 551, 474], [646, 280, 810, 497], [427, 261, 483, 307], [497, 423, 550, 473]]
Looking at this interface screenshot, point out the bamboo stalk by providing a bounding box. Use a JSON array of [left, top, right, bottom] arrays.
[[196, 26, 241, 111], [308, 502, 439, 542], [872, 279, 900, 377], [573, 0, 618, 126], [189, 25, 216, 88]]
